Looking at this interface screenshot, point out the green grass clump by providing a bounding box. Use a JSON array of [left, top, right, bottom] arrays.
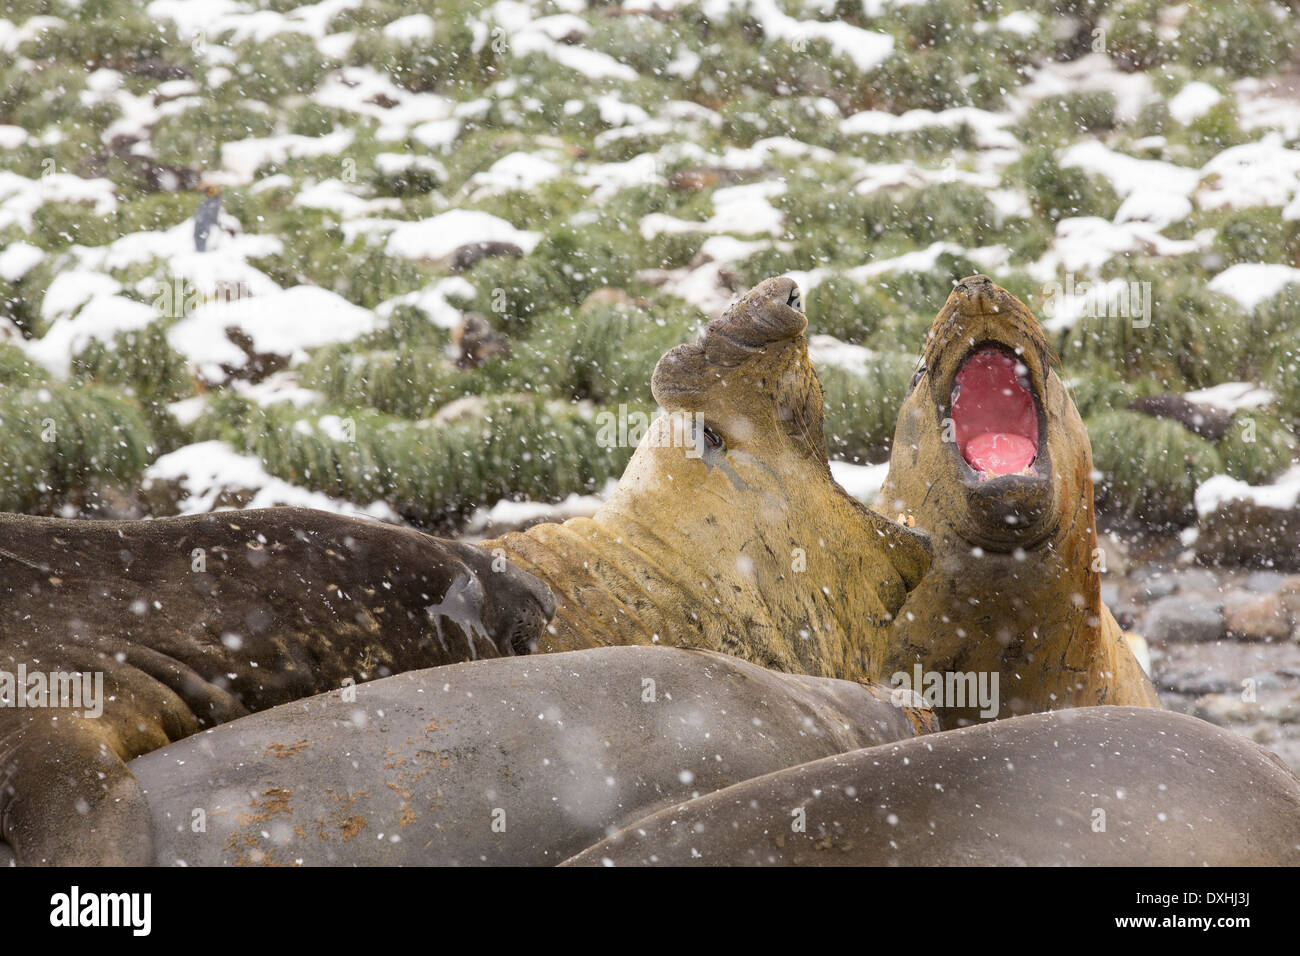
[[1058, 275, 1247, 389], [30, 202, 120, 251], [1176, 0, 1294, 77], [818, 352, 915, 463], [509, 300, 699, 405], [1207, 208, 1300, 269], [0, 343, 48, 388], [70, 321, 193, 404], [300, 344, 479, 419], [1061, 372, 1140, 419], [238, 398, 628, 528], [1215, 412, 1297, 486], [1264, 331, 1300, 430], [1087, 409, 1224, 527], [806, 275, 892, 344], [1016, 147, 1121, 223], [0, 384, 156, 513], [1017, 92, 1118, 146]]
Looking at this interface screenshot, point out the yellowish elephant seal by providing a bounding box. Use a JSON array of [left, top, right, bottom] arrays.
[[0, 276, 933, 866], [873, 275, 1159, 726], [485, 276, 933, 686]]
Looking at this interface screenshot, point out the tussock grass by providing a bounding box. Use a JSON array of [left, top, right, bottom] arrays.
[[1088, 409, 1224, 527], [818, 353, 915, 464], [0, 384, 155, 513]]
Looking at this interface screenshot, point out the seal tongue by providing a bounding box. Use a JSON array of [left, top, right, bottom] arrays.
[[952, 348, 1038, 478]]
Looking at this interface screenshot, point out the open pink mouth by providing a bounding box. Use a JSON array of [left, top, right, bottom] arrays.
[[951, 348, 1039, 480]]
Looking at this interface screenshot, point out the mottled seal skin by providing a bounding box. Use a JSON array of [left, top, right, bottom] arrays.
[[483, 277, 933, 683], [872, 275, 1158, 726], [565, 707, 1300, 867], [0, 509, 554, 866], [2, 647, 932, 867]]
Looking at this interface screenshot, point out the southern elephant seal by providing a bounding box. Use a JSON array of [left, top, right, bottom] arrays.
[[0, 277, 931, 865], [6, 647, 932, 866], [0, 509, 554, 866], [483, 276, 932, 681], [872, 275, 1158, 726], [565, 706, 1300, 866]]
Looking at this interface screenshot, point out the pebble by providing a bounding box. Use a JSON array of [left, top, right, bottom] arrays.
[[1223, 591, 1292, 641], [1142, 594, 1225, 644]]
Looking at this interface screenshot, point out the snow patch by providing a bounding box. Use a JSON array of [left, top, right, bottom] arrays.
[[1207, 263, 1300, 312], [1195, 465, 1300, 517], [385, 209, 541, 261], [144, 440, 399, 521]]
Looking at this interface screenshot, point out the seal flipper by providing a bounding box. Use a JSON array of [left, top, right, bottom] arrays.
[[1, 713, 153, 866]]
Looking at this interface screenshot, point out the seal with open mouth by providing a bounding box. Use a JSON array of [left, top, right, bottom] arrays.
[[872, 275, 1159, 726], [483, 276, 932, 683], [0, 277, 931, 865]]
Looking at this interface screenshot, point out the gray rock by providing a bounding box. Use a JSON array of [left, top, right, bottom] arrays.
[[1171, 567, 1222, 595], [1132, 570, 1177, 603], [1100, 582, 1121, 614], [1143, 594, 1225, 644], [1245, 570, 1289, 593], [1154, 641, 1300, 696]]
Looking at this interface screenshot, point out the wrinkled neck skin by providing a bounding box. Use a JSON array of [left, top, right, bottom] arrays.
[[481, 416, 928, 687], [875, 364, 1158, 728]]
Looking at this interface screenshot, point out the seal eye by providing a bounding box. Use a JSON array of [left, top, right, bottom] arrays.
[[703, 425, 724, 451], [909, 364, 926, 392]]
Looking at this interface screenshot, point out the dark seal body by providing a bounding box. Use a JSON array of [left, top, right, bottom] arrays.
[[0, 508, 553, 865]]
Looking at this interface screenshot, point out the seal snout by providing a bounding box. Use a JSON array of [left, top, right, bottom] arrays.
[[710, 276, 808, 360], [651, 277, 808, 406], [950, 274, 1002, 315]]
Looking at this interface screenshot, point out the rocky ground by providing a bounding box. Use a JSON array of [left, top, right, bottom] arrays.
[[1103, 531, 1300, 771]]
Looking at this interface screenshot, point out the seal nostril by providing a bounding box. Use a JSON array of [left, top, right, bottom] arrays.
[[954, 274, 994, 298], [787, 287, 802, 312]]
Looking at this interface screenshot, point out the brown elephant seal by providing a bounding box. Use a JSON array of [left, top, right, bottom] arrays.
[[565, 707, 1300, 866], [0, 508, 554, 866], [0, 277, 930, 865], [0, 647, 932, 867], [872, 275, 1158, 726], [483, 276, 932, 682]]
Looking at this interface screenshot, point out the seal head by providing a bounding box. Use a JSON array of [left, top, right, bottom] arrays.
[[874, 276, 1158, 724], [887, 274, 1072, 552]]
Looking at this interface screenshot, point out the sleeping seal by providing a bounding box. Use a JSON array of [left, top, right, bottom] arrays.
[[0, 510, 553, 865], [0, 277, 930, 865], [872, 275, 1158, 726], [32, 647, 931, 867], [565, 707, 1300, 866]]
